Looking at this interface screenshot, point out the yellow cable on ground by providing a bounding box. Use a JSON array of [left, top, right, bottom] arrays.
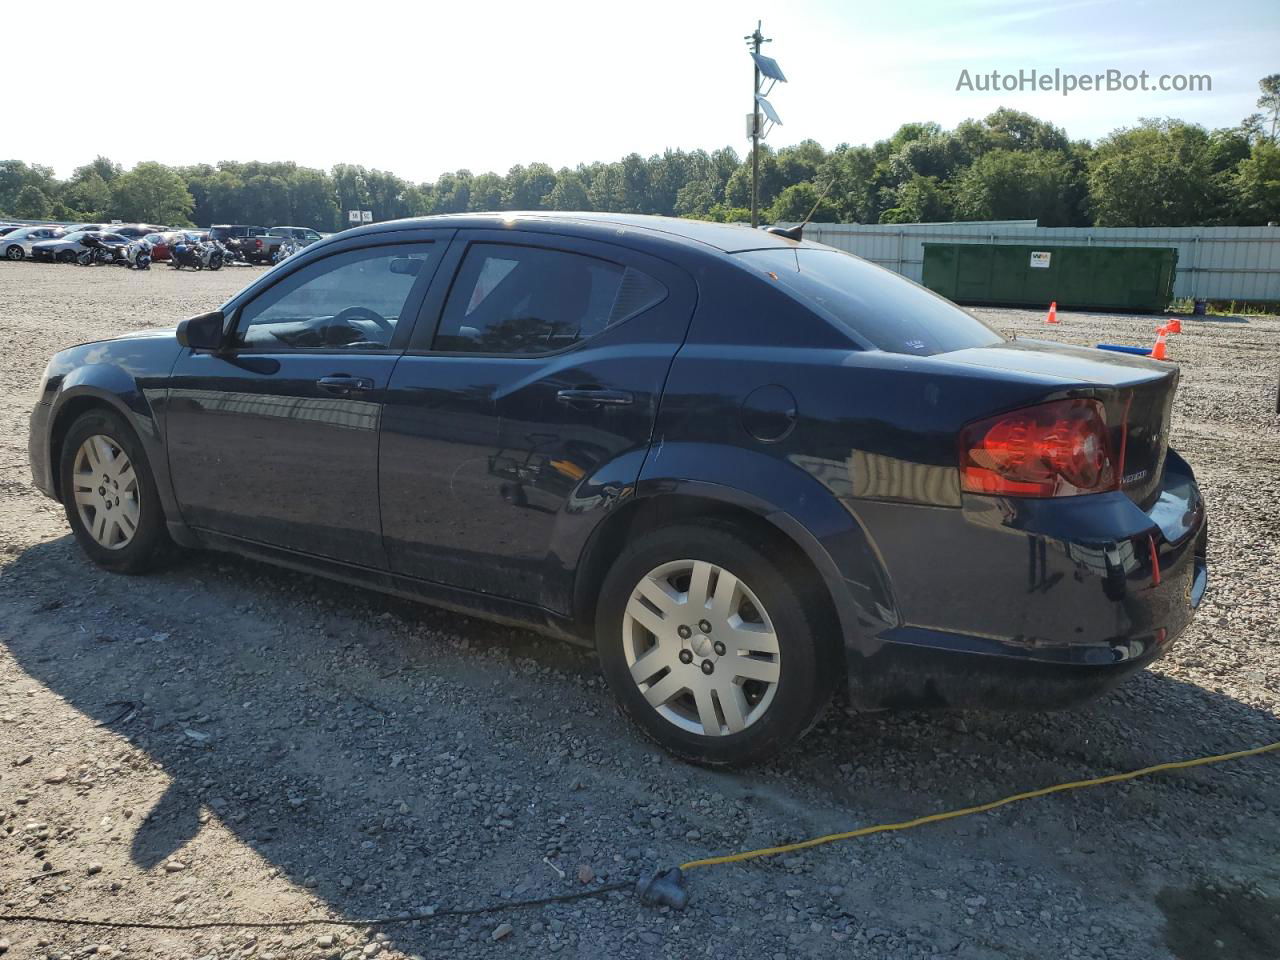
[[680, 740, 1280, 872]]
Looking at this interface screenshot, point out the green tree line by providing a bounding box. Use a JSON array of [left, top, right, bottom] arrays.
[[4, 77, 1278, 230]]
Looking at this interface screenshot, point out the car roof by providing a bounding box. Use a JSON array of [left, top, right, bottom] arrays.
[[346, 212, 822, 255]]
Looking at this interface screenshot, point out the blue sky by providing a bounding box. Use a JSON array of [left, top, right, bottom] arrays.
[[9, 0, 1278, 181]]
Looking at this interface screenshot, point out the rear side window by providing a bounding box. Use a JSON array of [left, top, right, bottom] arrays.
[[432, 243, 666, 354], [737, 249, 1003, 356]]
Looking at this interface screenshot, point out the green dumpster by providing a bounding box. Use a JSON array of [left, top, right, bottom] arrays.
[[922, 243, 1177, 313]]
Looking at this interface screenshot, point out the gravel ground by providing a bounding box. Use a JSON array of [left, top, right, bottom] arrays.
[[1, 260, 1278, 960]]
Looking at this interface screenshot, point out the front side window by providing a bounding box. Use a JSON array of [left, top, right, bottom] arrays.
[[433, 243, 665, 354], [737, 248, 1004, 356], [235, 243, 436, 351]]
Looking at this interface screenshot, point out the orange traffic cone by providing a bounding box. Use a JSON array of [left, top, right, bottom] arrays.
[[1165, 318, 1181, 334], [1045, 301, 1059, 324], [1150, 327, 1168, 360]]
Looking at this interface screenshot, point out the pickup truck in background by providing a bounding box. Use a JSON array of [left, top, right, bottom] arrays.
[[209, 224, 281, 264]]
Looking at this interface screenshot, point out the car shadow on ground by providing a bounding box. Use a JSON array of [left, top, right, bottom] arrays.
[[3, 535, 1278, 958]]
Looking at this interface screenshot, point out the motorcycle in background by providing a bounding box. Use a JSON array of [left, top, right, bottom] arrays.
[[220, 237, 247, 263], [76, 233, 120, 266], [119, 238, 153, 270], [272, 238, 300, 264], [170, 236, 225, 271]]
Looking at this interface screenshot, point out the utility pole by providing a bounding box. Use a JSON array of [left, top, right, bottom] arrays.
[[746, 21, 769, 228]]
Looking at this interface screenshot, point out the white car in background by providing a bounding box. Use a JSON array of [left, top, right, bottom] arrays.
[[3, 225, 67, 261]]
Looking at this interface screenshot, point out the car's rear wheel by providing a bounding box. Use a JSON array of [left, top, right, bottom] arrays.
[[596, 522, 836, 766], [5, 245, 22, 261], [59, 409, 173, 574]]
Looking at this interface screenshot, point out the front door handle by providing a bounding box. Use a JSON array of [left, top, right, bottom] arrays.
[[556, 388, 634, 407], [316, 375, 375, 394]]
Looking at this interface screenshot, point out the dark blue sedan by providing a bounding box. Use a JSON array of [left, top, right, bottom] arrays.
[[28, 213, 1207, 765]]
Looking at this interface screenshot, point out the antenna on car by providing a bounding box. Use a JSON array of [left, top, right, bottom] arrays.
[[765, 178, 835, 243]]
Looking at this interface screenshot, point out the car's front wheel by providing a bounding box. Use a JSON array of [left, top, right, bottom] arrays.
[[596, 522, 836, 766], [59, 409, 173, 574], [57, 250, 78, 264], [5, 245, 23, 261]]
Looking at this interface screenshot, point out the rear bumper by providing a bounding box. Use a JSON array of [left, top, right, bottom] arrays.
[[843, 449, 1207, 710]]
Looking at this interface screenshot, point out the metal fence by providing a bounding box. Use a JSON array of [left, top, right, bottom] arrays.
[[795, 222, 1280, 303]]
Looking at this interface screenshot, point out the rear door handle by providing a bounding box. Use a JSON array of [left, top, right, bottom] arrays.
[[316, 375, 375, 394], [556, 388, 634, 407]]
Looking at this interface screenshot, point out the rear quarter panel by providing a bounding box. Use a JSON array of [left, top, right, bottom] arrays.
[[646, 266, 1130, 657]]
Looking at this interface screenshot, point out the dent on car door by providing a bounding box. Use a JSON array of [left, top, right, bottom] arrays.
[[379, 230, 697, 612], [165, 239, 446, 565]]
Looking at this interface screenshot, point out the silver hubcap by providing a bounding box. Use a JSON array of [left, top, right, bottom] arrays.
[[623, 559, 780, 737], [71, 435, 140, 550]]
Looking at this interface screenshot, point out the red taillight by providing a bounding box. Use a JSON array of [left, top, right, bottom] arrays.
[[959, 398, 1118, 497], [254, 238, 263, 249]]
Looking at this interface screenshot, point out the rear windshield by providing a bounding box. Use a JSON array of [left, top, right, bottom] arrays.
[[737, 248, 1003, 356], [210, 226, 245, 239]]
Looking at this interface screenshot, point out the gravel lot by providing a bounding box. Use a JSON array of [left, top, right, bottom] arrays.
[[1, 260, 1278, 960]]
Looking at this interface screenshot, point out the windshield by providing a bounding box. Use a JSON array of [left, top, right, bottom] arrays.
[[738, 248, 1004, 356]]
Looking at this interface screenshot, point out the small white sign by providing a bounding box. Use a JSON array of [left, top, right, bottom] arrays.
[[348, 210, 361, 223], [1030, 251, 1051, 269], [361, 210, 373, 223]]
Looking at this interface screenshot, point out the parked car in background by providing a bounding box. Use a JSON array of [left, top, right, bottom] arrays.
[[113, 224, 168, 240], [209, 224, 280, 264], [0, 225, 24, 237], [25, 213, 1208, 765], [143, 233, 173, 262], [268, 226, 324, 247], [4, 225, 67, 260], [30, 230, 129, 263]]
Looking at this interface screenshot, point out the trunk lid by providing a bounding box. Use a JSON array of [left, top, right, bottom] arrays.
[[940, 338, 1178, 507]]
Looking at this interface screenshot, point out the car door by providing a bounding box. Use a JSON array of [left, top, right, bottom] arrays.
[[165, 236, 447, 566], [378, 229, 696, 612]]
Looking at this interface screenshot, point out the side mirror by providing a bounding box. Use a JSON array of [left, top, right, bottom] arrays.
[[176, 310, 226, 351]]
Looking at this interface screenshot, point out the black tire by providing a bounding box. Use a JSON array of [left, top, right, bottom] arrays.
[[59, 408, 173, 574], [58, 250, 78, 264], [595, 521, 837, 766], [5, 245, 22, 261]]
